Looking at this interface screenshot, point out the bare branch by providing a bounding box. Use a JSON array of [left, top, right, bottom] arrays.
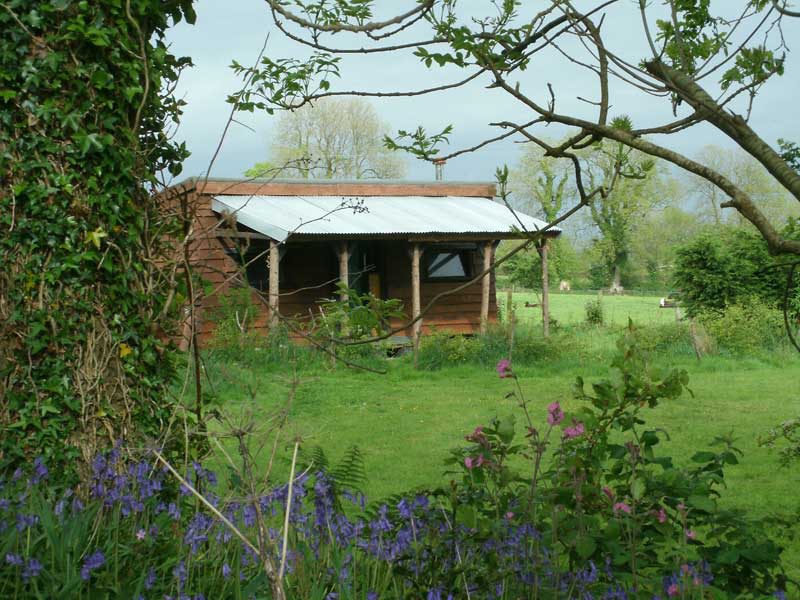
[[265, 1, 434, 34]]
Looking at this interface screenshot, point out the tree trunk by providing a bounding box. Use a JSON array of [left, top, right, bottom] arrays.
[[609, 264, 622, 294], [540, 240, 550, 338]]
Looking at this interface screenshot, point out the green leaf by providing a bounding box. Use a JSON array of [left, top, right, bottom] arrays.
[[687, 494, 716, 513], [691, 451, 716, 463], [631, 478, 646, 500], [496, 414, 516, 444], [575, 535, 597, 559]]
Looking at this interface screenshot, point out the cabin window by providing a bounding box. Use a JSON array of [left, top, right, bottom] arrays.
[[424, 249, 473, 281], [225, 247, 283, 291]]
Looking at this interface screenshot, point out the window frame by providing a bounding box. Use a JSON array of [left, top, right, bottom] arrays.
[[422, 245, 476, 282]]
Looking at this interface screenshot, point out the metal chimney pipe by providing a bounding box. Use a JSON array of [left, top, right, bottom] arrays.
[[434, 159, 445, 181]]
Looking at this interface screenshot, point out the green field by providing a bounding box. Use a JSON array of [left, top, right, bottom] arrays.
[[200, 292, 800, 579], [501, 290, 680, 326]]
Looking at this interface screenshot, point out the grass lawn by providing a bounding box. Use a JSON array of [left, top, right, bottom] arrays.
[[199, 293, 800, 579], [502, 290, 680, 327]]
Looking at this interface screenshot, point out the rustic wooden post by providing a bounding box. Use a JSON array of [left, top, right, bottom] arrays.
[[268, 239, 280, 328], [480, 241, 493, 334], [540, 238, 550, 338], [338, 242, 349, 301], [411, 243, 422, 352]]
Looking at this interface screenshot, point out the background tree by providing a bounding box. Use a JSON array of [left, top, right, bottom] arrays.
[[505, 142, 579, 289], [582, 140, 665, 291], [246, 97, 406, 179], [510, 143, 572, 221], [629, 205, 702, 290], [688, 145, 799, 226], [247, 0, 800, 262]]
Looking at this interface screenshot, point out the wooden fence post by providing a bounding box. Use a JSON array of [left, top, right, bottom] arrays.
[[540, 239, 550, 338], [411, 243, 422, 357], [268, 239, 280, 328], [338, 242, 349, 301], [480, 241, 492, 335]]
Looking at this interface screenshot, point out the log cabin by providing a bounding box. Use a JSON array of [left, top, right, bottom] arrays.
[[162, 177, 560, 347]]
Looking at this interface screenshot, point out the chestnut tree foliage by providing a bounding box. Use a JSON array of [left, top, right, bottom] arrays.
[[0, 0, 195, 476], [235, 0, 800, 259]]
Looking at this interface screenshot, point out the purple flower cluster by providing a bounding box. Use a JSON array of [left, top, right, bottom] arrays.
[[6, 553, 42, 581], [89, 447, 163, 516], [4, 452, 777, 600], [80, 550, 105, 580]]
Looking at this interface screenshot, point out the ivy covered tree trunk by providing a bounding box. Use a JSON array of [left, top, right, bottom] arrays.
[[0, 0, 195, 478]]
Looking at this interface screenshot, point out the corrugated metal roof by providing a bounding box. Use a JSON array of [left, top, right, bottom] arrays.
[[212, 195, 559, 242]]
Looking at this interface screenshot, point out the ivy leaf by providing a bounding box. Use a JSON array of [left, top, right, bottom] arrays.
[[85, 227, 107, 249]]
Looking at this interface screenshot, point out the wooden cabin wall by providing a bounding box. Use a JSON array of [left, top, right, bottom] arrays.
[[179, 191, 498, 345], [382, 242, 498, 336]]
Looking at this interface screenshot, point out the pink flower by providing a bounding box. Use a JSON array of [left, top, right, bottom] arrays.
[[505, 511, 514, 520], [464, 457, 473, 469], [685, 529, 697, 540], [465, 426, 487, 445], [475, 455, 485, 468], [496, 359, 512, 378], [657, 508, 667, 523], [667, 583, 680, 597], [562, 420, 585, 440], [546, 402, 564, 426], [136, 529, 146, 541], [602, 486, 614, 501], [613, 502, 631, 514]]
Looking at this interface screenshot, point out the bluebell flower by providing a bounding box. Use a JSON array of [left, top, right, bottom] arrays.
[[222, 563, 232, 579], [173, 560, 188, 589], [145, 567, 156, 590], [5, 553, 23, 566], [31, 458, 49, 484], [397, 498, 413, 520], [22, 558, 42, 581], [16, 513, 38, 531], [80, 550, 105, 580], [243, 503, 257, 527], [184, 511, 214, 553]]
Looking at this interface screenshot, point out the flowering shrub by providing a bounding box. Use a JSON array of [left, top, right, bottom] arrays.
[[444, 324, 786, 598], [0, 327, 789, 598], [1, 449, 747, 600]]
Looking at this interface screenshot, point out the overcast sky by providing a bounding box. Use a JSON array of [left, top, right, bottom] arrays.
[[166, 1, 800, 184]]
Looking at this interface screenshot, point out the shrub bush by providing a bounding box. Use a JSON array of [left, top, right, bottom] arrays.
[[674, 226, 800, 317], [631, 322, 695, 356], [585, 296, 605, 325], [698, 297, 786, 356], [416, 325, 567, 371]]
